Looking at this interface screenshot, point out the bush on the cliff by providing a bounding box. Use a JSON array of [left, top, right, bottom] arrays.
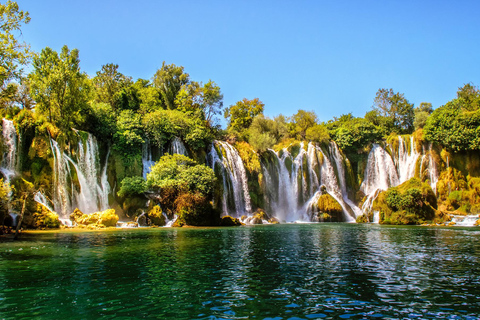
[[173, 192, 219, 226], [146, 154, 219, 226], [117, 176, 146, 198], [373, 178, 437, 225]]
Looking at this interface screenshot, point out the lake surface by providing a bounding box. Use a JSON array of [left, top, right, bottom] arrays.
[[0, 224, 479, 319]]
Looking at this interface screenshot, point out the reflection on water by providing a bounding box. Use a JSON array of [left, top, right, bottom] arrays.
[[0, 225, 480, 319]]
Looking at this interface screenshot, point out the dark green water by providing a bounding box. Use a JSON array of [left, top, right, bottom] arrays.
[[1, 224, 480, 319]]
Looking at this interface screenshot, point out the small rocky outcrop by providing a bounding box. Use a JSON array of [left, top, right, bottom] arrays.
[[220, 215, 242, 226], [70, 208, 119, 227], [147, 205, 166, 226]]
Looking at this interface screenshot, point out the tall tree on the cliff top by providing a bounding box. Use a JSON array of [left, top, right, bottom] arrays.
[[291, 109, 318, 140], [0, 1, 31, 88], [224, 98, 265, 134], [373, 88, 414, 134], [93, 63, 132, 110], [29, 45, 90, 128], [456, 83, 480, 111], [153, 62, 189, 110], [175, 80, 223, 126]]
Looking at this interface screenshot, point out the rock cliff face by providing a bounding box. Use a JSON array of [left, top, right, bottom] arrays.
[[2, 117, 479, 227]]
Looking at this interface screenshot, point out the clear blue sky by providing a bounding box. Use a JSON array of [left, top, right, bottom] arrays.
[[17, 0, 480, 126]]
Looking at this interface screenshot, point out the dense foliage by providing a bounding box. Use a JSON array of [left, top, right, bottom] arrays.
[[424, 84, 480, 151]]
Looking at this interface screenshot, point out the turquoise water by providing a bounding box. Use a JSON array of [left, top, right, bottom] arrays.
[[0, 224, 479, 319]]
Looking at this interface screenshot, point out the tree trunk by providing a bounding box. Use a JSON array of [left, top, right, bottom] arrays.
[[13, 195, 27, 240]]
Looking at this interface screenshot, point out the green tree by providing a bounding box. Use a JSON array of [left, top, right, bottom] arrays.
[[306, 124, 330, 144], [113, 109, 144, 158], [93, 63, 132, 110], [373, 88, 414, 133], [224, 98, 264, 137], [153, 62, 189, 110], [247, 114, 288, 152], [456, 83, 480, 111], [0, 1, 31, 87], [290, 110, 317, 140], [29, 45, 90, 128], [175, 80, 223, 125], [423, 95, 480, 151], [413, 102, 433, 130]]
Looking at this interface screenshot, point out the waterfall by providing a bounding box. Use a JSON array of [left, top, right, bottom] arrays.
[[451, 215, 479, 227], [142, 139, 156, 179], [33, 191, 55, 212], [427, 144, 439, 193], [170, 137, 188, 156], [360, 144, 399, 213], [50, 132, 110, 217], [329, 142, 363, 218], [392, 136, 420, 184], [208, 141, 251, 217], [262, 142, 358, 222], [274, 145, 305, 221], [1, 119, 18, 182]]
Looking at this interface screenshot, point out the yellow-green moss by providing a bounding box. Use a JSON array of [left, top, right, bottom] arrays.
[[316, 193, 343, 221], [148, 205, 166, 226], [235, 141, 261, 174], [33, 204, 60, 228], [70, 208, 119, 227]]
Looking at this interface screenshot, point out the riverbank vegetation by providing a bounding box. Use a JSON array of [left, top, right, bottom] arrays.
[[1, 1, 480, 231]]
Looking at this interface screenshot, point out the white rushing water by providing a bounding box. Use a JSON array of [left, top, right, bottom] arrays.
[[391, 136, 420, 184], [1, 119, 18, 182], [142, 139, 156, 179], [209, 141, 251, 217], [360, 144, 399, 213], [50, 132, 110, 217], [170, 136, 188, 156], [262, 142, 359, 222], [451, 215, 479, 227]]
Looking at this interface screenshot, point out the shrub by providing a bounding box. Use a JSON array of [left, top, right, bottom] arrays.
[[117, 176, 147, 198]]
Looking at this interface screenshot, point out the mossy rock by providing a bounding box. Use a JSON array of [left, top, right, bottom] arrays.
[[70, 208, 119, 227], [268, 217, 280, 224], [98, 209, 119, 227], [70, 208, 85, 224], [220, 215, 242, 226], [148, 205, 166, 226], [33, 204, 60, 229], [316, 193, 343, 222], [253, 208, 269, 220]]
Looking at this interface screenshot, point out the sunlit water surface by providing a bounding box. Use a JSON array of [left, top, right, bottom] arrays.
[[0, 224, 480, 319]]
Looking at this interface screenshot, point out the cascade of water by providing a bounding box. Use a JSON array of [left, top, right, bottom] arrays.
[[427, 144, 439, 193], [50, 139, 74, 217], [394, 136, 420, 183], [1, 119, 18, 181], [329, 142, 363, 218], [50, 133, 111, 217], [142, 140, 156, 179], [170, 137, 188, 156], [317, 145, 356, 222], [451, 215, 479, 227], [360, 144, 399, 213], [33, 191, 55, 212], [208, 141, 251, 217]]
